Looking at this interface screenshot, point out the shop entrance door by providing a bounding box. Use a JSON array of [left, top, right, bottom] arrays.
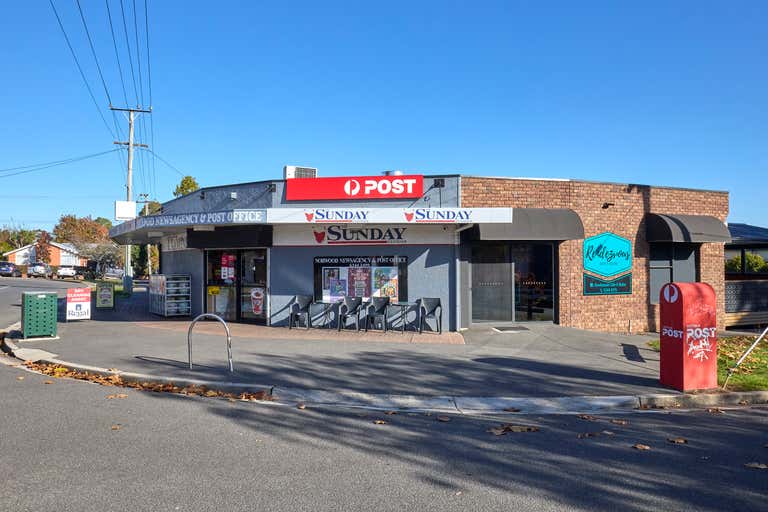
[[205, 249, 269, 324], [471, 244, 515, 322]]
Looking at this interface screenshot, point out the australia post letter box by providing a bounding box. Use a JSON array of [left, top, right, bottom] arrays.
[[659, 282, 718, 391]]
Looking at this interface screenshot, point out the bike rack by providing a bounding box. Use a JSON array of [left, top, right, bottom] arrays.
[[187, 313, 234, 373]]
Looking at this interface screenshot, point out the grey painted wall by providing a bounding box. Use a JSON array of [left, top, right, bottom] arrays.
[[269, 245, 456, 330], [160, 249, 204, 316]]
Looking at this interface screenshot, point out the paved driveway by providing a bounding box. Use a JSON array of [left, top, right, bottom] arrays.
[[16, 294, 668, 397]]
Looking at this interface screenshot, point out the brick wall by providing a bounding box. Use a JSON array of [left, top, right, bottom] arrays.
[[461, 177, 729, 333]]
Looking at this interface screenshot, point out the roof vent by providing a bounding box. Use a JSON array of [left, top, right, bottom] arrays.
[[284, 166, 318, 179], [382, 170, 404, 176]]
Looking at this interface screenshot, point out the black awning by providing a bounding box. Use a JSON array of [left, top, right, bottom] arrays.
[[645, 213, 731, 243], [469, 208, 584, 241]]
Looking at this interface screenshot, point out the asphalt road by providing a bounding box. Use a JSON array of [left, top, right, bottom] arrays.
[[0, 277, 72, 328], [0, 357, 765, 511]]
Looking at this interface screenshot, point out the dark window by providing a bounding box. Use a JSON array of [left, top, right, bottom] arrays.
[[649, 243, 700, 304]]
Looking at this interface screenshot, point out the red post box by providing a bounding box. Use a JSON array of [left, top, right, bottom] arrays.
[[659, 282, 718, 391]]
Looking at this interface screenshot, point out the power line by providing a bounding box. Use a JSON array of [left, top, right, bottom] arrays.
[[0, 149, 120, 179], [133, 0, 145, 107], [144, 149, 186, 177], [48, 0, 116, 139], [119, 0, 139, 106], [75, 0, 112, 106], [105, 0, 129, 107]]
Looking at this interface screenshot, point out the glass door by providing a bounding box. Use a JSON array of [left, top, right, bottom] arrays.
[[240, 249, 268, 323], [471, 244, 515, 322], [205, 250, 238, 321]]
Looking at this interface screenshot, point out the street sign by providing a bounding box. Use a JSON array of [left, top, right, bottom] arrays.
[[66, 287, 92, 320], [95, 282, 115, 309]]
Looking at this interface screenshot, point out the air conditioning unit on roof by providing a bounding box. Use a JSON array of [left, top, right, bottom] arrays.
[[284, 165, 318, 179]]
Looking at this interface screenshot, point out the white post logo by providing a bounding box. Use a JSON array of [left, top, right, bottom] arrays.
[[344, 179, 361, 196], [663, 284, 679, 304]]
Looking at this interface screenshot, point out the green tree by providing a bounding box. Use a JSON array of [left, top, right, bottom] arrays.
[[173, 176, 200, 198], [745, 251, 768, 273], [140, 200, 162, 216], [94, 217, 113, 229]]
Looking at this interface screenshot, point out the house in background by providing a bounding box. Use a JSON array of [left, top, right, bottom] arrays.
[[725, 222, 768, 328], [2, 241, 87, 267]]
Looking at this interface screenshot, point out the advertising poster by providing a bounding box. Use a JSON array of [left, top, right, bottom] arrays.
[[328, 278, 347, 301], [95, 282, 114, 309], [250, 287, 265, 315], [373, 267, 399, 302], [323, 267, 341, 289], [66, 287, 92, 320], [347, 267, 371, 299]]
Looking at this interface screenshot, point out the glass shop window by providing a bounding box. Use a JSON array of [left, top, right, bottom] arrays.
[[649, 243, 699, 304], [313, 256, 408, 303]]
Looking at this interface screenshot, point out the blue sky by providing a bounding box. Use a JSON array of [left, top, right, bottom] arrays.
[[1, 1, 766, 230]]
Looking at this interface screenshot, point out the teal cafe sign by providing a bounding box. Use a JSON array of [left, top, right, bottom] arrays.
[[583, 232, 632, 295]]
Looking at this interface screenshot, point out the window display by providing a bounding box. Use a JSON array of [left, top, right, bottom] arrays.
[[313, 256, 407, 302]]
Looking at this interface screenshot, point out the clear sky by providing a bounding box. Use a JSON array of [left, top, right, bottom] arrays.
[[1, 1, 766, 230]]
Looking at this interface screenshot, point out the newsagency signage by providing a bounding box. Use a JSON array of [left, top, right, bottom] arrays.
[[273, 224, 456, 246], [582, 232, 633, 296], [110, 209, 267, 237], [267, 208, 513, 224], [286, 175, 424, 201]]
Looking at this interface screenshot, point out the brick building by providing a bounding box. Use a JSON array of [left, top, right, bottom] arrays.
[[110, 172, 730, 333]]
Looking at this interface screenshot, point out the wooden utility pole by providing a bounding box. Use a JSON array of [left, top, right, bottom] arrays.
[[111, 106, 151, 288]]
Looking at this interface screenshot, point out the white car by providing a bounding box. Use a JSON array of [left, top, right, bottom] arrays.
[[57, 266, 77, 279]]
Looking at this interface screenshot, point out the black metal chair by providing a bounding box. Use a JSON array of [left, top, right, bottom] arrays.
[[365, 297, 390, 332], [337, 297, 363, 332], [288, 295, 313, 330], [419, 298, 442, 334]]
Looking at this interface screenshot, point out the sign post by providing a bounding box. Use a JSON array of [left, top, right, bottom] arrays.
[[659, 282, 718, 391], [66, 287, 92, 321]]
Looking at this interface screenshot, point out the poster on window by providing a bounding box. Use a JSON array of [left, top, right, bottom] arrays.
[[328, 278, 347, 300], [347, 267, 371, 298], [373, 267, 399, 302]]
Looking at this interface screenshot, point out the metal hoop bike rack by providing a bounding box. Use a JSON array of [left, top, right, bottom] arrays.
[[187, 313, 234, 373]]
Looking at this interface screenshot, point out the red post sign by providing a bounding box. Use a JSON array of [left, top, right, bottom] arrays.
[[285, 175, 424, 201], [659, 282, 718, 391]]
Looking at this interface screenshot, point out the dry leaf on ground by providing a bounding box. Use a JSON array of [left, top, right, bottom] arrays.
[[384, 410, 397, 415], [668, 437, 688, 444], [373, 419, 387, 425], [706, 408, 724, 414], [610, 419, 629, 426], [296, 403, 306, 410], [744, 462, 767, 469], [503, 407, 521, 413], [738, 400, 749, 406], [577, 414, 598, 421], [111, 424, 121, 431], [577, 432, 602, 439], [437, 416, 451, 422], [16, 376, 24, 381], [602, 430, 615, 436], [106, 394, 117, 399], [43, 380, 53, 385], [633, 444, 651, 450], [488, 424, 540, 435]]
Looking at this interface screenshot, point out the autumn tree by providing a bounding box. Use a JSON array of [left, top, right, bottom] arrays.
[[53, 215, 110, 244], [94, 217, 113, 229], [35, 231, 52, 263], [173, 175, 200, 198]]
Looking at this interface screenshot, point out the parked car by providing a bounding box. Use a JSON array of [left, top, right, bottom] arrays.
[[0, 262, 21, 277], [57, 266, 77, 279], [28, 262, 53, 279], [102, 267, 125, 280]]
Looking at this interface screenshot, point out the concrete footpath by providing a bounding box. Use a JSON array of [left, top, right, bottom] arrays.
[[3, 290, 766, 414]]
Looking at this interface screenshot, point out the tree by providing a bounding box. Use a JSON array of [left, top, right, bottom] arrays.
[[0, 225, 37, 254], [94, 217, 113, 230], [745, 251, 768, 273], [35, 231, 52, 263], [140, 200, 162, 216], [53, 214, 110, 244], [173, 175, 200, 198]]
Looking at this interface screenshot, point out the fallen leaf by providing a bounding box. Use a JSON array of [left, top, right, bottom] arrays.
[[633, 444, 651, 450], [384, 410, 397, 415], [610, 419, 629, 426], [111, 424, 121, 431], [503, 407, 521, 413], [668, 437, 688, 444], [744, 462, 767, 470], [116, 393, 128, 399], [107, 368, 119, 372], [454, 491, 463, 496], [43, 380, 53, 385], [106, 394, 117, 399], [16, 376, 24, 381], [204, 390, 218, 398], [437, 416, 451, 422], [488, 423, 540, 435], [738, 400, 749, 406], [577, 414, 598, 421], [602, 430, 616, 436], [373, 419, 387, 425], [706, 408, 724, 414], [578, 432, 601, 439], [296, 403, 306, 410]]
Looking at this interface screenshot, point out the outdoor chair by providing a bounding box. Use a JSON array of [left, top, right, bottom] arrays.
[[288, 295, 313, 330], [365, 297, 390, 332], [418, 298, 442, 334], [337, 297, 364, 332]]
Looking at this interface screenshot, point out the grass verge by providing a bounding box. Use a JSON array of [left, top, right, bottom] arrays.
[[647, 336, 768, 391]]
